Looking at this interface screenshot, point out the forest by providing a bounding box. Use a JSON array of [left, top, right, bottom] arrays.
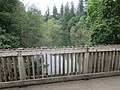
[[0, 0, 120, 49]]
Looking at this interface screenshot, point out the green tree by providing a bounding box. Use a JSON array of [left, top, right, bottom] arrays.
[[70, 1, 75, 17], [60, 2, 73, 46], [60, 3, 64, 18], [45, 6, 50, 21], [87, 0, 120, 44], [42, 18, 63, 46], [24, 8, 44, 47], [52, 4, 58, 19], [70, 17, 91, 45], [0, 0, 21, 48], [77, 0, 84, 15], [0, 27, 19, 49]]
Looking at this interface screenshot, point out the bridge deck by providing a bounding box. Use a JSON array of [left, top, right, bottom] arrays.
[[2, 76, 120, 90]]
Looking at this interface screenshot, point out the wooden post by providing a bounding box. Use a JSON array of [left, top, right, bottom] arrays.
[[45, 54, 48, 78], [42, 54, 44, 78], [78, 53, 81, 74], [12, 57, 17, 80], [88, 52, 93, 73], [108, 52, 112, 71], [83, 47, 89, 74], [111, 51, 115, 71], [75, 53, 77, 75], [2, 57, 7, 82], [0, 57, 2, 82], [50, 54, 52, 77], [71, 53, 73, 74], [114, 51, 119, 71], [73, 53, 76, 75], [7, 57, 13, 81], [36, 55, 40, 78], [67, 53, 70, 76], [93, 51, 97, 73], [59, 54, 61, 76], [97, 52, 101, 72], [80, 53, 84, 74], [18, 52, 26, 80], [27, 56, 31, 79], [54, 54, 57, 76], [104, 52, 109, 72], [31, 56, 35, 79], [101, 52, 105, 72], [118, 52, 120, 70], [63, 54, 65, 75]]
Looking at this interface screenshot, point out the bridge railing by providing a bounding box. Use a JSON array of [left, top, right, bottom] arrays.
[[0, 45, 120, 82]]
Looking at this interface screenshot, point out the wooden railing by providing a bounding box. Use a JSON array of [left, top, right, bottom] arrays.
[[0, 45, 120, 82]]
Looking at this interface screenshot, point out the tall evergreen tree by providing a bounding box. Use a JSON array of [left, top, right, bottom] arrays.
[[60, 3, 64, 17], [64, 2, 71, 21], [52, 4, 58, 19], [77, 0, 84, 15], [45, 6, 50, 21], [70, 1, 75, 17], [60, 2, 73, 46]]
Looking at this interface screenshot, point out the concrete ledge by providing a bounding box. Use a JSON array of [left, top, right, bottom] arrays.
[[0, 71, 120, 89]]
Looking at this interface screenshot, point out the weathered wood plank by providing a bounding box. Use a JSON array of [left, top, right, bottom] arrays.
[[75, 53, 78, 75], [104, 52, 109, 72], [81, 53, 84, 74], [97, 52, 101, 72], [108, 52, 112, 71], [31, 56, 35, 79], [111, 51, 115, 71], [63, 54, 65, 75], [0, 57, 3, 82], [27, 56, 31, 79], [45, 54, 48, 78], [101, 52, 105, 72], [78, 53, 81, 74], [73, 53, 76, 75], [54, 54, 57, 76], [1, 71, 120, 89], [7, 57, 13, 81], [114, 51, 119, 71], [42, 55, 44, 78], [50, 54, 52, 77], [18, 53, 26, 80], [1, 47, 120, 57], [2, 58, 7, 82], [72, 53, 75, 74], [88, 52, 93, 73], [67, 53, 69, 76], [59, 54, 61, 76], [93, 52, 97, 73], [36, 55, 40, 78], [12, 57, 17, 80], [117, 52, 120, 70], [83, 51, 89, 74], [71, 53, 73, 74]]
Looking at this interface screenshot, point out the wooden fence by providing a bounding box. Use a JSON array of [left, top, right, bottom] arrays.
[[0, 45, 120, 82]]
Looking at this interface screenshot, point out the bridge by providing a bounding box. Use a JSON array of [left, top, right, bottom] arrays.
[[0, 45, 120, 89]]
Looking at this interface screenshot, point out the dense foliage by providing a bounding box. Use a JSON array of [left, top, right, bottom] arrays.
[[86, 0, 120, 44], [0, 0, 119, 49]]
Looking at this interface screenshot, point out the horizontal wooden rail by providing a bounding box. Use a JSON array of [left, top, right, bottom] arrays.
[[0, 47, 120, 57], [0, 71, 120, 89]]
